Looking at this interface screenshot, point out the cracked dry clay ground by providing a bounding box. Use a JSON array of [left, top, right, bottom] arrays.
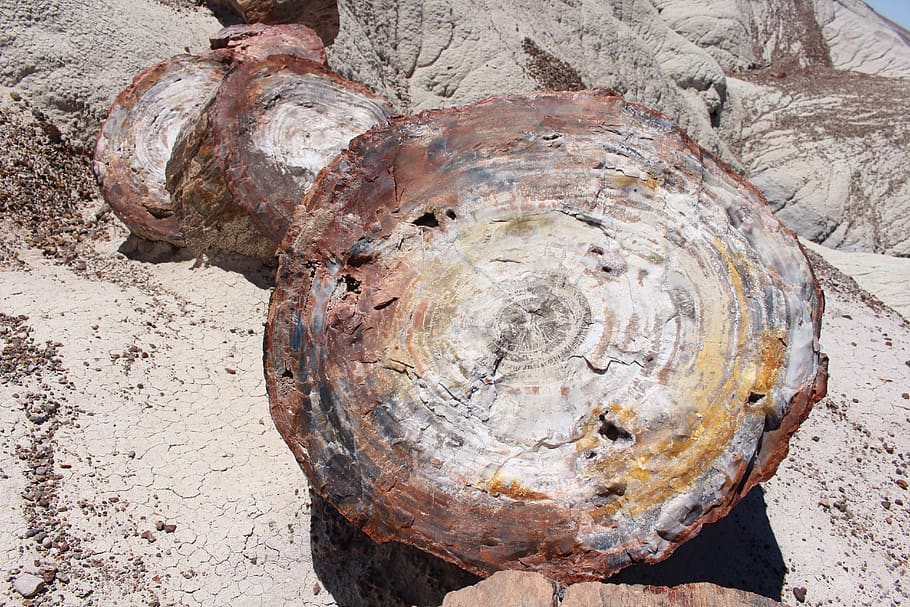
[[1, 240, 333, 606]]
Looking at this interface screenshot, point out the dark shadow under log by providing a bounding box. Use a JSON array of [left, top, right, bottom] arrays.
[[310, 491, 480, 607], [265, 90, 828, 582]]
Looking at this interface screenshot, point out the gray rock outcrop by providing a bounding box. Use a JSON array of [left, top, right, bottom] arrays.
[[0, 0, 219, 145]]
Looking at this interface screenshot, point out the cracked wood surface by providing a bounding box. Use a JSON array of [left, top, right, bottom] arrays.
[[265, 90, 828, 582], [95, 24, 326, 248]]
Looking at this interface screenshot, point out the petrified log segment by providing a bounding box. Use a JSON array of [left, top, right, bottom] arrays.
[[165, 98, 278, 260], [208, 55, 394, 244], [96, 26, 326, 247], [206, 0, 339, 43], [265, 90, 828, 582], [440, 571, 782, 607], [94, 54, 231, 245], [209, 23, 326, 63]]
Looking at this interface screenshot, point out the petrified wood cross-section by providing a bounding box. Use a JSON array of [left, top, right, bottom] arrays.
[[95, 25, 325, 246], [94, 54, 231, 246], [203, 55, 394, 247], [264, 90, 828, 582]]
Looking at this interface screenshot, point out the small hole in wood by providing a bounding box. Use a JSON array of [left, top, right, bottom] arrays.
[[748, 391, 765, 404], [342, 274, 361, 293], [599, 416, 632, 442], [413, 211, 439, 228], [596, 482, 626, 498], [445, 209, 457, 220]]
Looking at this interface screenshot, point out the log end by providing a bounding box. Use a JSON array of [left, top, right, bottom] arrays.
[[265, 90, 827, 582], [94, 54, 230, 246]]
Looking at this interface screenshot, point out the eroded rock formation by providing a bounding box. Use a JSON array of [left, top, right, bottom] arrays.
[[265, 90, 828, 582], [325, 0, 910, 255]]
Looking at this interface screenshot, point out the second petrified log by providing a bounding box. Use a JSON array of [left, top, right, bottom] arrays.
[[169, 55, 393, 255], [95, 25, 326, 247], [208, 23, 326, 62], [264, 90, 828, 582], [206, 0, 340, 43], [94, 54, 231, 246]]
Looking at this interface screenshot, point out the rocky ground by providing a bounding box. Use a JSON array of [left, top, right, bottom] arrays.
[[0, 83, 908, 607]]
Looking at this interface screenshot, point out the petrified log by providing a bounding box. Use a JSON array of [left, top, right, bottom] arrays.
[[195, 55, 394, 247], [96, 26, 326, 247], [264, 90, 828, 582], [94, 54, 232, 245], [208, 23, 325, 63], [206, 0, 339, 43]]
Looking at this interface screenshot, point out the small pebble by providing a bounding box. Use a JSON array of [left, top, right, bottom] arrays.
[[13, 573, 45, 598]]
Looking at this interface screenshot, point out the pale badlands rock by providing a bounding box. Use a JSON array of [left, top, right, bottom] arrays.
[[0, 0, 220, 145], [653, 0, 910, 77], [327, 0, 730, 154], [13, 573, 45, 599], [265, 90, 827, 581], [803, 241, 910, 320], [814, 0, 910, 78], [721, 70, 910, 256]]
